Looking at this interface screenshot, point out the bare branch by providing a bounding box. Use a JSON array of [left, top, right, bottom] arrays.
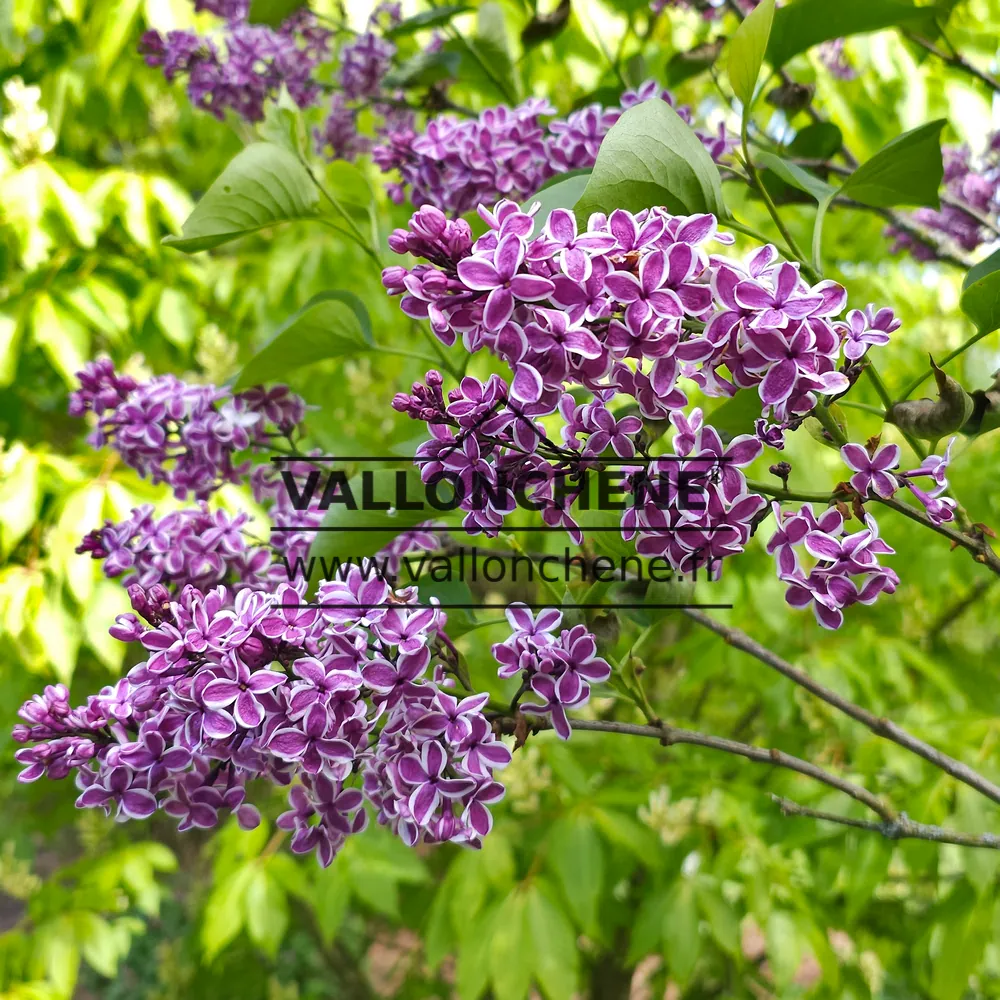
[[682, 609, 1000, 808], [772, 795, 1000, 850], [492, 713, 894, 820]]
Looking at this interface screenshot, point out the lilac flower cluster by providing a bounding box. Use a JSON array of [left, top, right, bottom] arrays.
[[492, 605, 612, 740], [77, 502, 272, 592], [140, 8, 332, 122], [767, 503, 898, 629], [372, 82, 734, 215], [69, 360, 305, 500], [383, 200, 868, 432], [887, 135, 1000, 260], [13, 573, 513, 863], [623, 410, 766, 576], [841, 438, 958, 525]]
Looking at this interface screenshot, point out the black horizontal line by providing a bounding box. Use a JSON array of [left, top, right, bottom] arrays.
[[270, 455, 732, 464], [270, 525, 725, 533], [279, 603, 733, 610]]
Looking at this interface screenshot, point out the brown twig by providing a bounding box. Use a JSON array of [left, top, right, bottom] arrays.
[[772, 795, 1000, 850], [682, 609, 1000, 808]]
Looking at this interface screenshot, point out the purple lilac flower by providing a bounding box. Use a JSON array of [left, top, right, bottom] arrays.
[[69, 361, 306, 500], [899, 437, 959, 524], [141, 8, 331, 123], [15, 572, 509, 864], [887, 135, 1000, 260], [836, 305, 900, 361], [492, 606, 611, 740], [841, 441, 901, 499], [768, 505, 898, 629]]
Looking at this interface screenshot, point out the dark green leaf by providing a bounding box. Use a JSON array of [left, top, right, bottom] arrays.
[[665, 38, 725, 87], [756, 152, 837, 203], [696, 885, 740, 957], [162, 142, 319, 253], [788, 122, 843, 160], [961, 247, 1000, 333], [521, 0, 571, 49], [234, 291, 373, 390], [305, 467, 433, 598], [575, 99, 726, 219], [706, 390, 762, 442], [385, 4, 471, 38], [728, 0, 776, 108], [383, 50, 462, 89], [839, 119, 945, 209], [766, 0, 936, 68]]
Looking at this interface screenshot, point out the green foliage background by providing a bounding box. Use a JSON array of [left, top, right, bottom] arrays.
[[2, 0, 1000, 997]]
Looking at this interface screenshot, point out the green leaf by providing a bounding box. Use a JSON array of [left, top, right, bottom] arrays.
[[526, 883, 579, 1000], [838, 119, 946, 209], [202, 865, 255, 961], [246, 0, 301, 25], [665, 39, 725, 87], [706, 389, 763, 442], [575, 99, 726, 220], [162, 142, 319, 253], [489, 889, 532, 1000], [546, 816, 604, 934], [696, 884, 740, 958], [662, 880, 700, 985], [961, 247, 1000, 334], [788, 122, 843, 160], [384, 49, 461, 88], [756, 152, 837, 203], [526, 172, 591, 224], [728, 0, 776, 109], [233, 291, 373, 390], [305, 466, 436, 598], [245, 868, 289, 957], [385, 4, 471, 37], [456, 902, 499, 1000], [765, 910, 803, 990], [766, 0, 936, 68], [312, 868, 351, 945]]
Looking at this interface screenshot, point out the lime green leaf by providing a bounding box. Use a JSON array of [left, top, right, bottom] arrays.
[[526, 172, 591, 223], [31, 293, 90, 387], [0, 310, 21, 387], [765, 910, 803, 990], [728, 0, 776, 109], [202, 866, 254, 961], [961, 247, 1000, 334], [312, 867, 351, 945], [0, 445, 40, 558], [766, 0, 935, 68], [756, 152, 837, 203], [247, 0, 301, 25], [546, 816, 604, 934], [838, 119, 946, 209], [575, 99, 726, 219], [234, 290, 373, 390], [162, 142, 320, 253], [526, 883, 579, 1000], [245, 868, 289, 957], [75, 913, 122, 979], [662, 880, 700, 985], [706, 390, 763, 441]]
